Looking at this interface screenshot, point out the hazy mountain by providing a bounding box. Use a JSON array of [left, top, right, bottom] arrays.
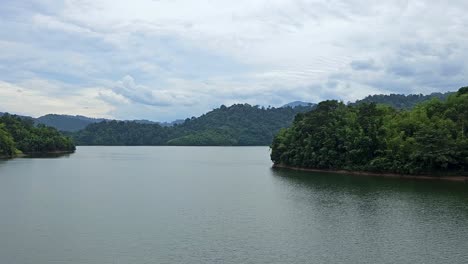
[[1, 90, 456, 133], [0, 112, 33, 120], [130, 119, 158, 125], [35, 114, 107, 132], [156, 119, 183, 127], [32, 114, 185, 131], [282, 101, 315, 108]]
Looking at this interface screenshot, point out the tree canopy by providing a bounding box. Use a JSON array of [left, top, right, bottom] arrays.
[[271, 87, 468, 175], [352, 91, 453, 109], [72, 104, 314, 146], [0, 114, 75, 158]]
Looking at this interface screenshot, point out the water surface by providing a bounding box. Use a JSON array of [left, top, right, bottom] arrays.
[[1, 146, 467, 264]]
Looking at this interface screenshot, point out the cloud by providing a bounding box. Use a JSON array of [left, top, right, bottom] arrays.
[[350, 59, 379, 71], [0, 80, 114, 118], [0, 0, 467, 121], [110, 75, 197, 107]]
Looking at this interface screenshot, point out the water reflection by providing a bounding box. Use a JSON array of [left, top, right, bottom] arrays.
[[0, 159, 8, 168], [1, 147, 467, 264], [271, 167, 468, 198], [271, 167, 468, 223], [270, 167, 468, 263], [21, 152, 74, 159]]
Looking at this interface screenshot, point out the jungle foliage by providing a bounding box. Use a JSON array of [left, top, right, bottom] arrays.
[[271, 87, 468, 175], [352, 91, 453, 109], [0, 114, 75, 158], [72, 104, 314, 146]]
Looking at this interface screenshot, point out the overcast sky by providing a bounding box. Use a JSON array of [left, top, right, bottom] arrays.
[[1, 0, 467, 121]]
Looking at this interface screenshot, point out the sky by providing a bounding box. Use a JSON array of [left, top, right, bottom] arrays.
[[1, 0, 467, 121]]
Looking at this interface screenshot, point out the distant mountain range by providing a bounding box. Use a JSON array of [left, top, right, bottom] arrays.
[[72, 104, 315, 146], [0, 113, 184, 132], [35, 114, 108, 132], [0, 101, 315, 132], [69, 89, 457, 146], [281, 101, 315, 108], [0, 92, 456, 136]]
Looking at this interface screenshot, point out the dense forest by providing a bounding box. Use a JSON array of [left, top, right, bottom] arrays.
[[271, 87, 468, 175], [34, 114, 182, 132], [0, 114, 75, 158], [4, 93, 451, 133], [35, 114, 107, 132], [72, 104, 314, 146], [352, 91, 453, 109]]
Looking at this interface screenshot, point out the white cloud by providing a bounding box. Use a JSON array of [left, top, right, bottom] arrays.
[[0, 0, 467, 120], [0, 80, 114, 118]]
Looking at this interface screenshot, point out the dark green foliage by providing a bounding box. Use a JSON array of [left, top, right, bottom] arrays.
[[271, 87, 468, 175], [72, 104, 314, 146], [34, 114, 166, 132], [457, 86, 468, 96], [72, 120, 171, 145], [167, 129, 238, 146], [0, 124, 15, 157], [0, 114, 75, 157], [352, 91, 454, 109], [35, 114, 106, 132]]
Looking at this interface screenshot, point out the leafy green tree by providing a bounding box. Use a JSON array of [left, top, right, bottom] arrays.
[[0, 114, 75, 156], [271, 87, 468, 176], [0, 124, 15, 157], [72, 104, 315, 146]]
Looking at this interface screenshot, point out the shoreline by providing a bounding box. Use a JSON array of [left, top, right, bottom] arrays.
[[0, 150, 75, 160], [24, 150, 75, 155], [273, 164, 468, 183]]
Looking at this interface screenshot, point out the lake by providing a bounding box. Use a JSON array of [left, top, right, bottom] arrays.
[[1, 146, 467, 264]]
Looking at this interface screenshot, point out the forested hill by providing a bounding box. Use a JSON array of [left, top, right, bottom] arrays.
[[34, 114, 182, 132], [35, 114, 107, 132], [4, 92, 449, 133], [352, 91, 454, 109], [72, 104, 314, 146], [271, 87, 468, 176], [0, 114, 75, 158]]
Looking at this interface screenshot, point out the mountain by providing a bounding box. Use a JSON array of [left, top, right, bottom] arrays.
[[282, 101, 315, 108], [4, 91, 452, 133], [351, 91, 454, 109], [130, 119, 157, 125], [163, 119, 184, 126], [0, 112, 33, 120], [71, 104, 314, 146], [33, 114, 183, 131], [35, 114, 107, 132]]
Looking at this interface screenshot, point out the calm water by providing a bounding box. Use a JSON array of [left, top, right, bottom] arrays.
[[1, 146, 468, 264]]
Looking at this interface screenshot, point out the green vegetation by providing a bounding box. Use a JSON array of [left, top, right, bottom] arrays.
[[271, 87, 468, 175], [72, 104, 313, 146], [352, 91, 453, 109], [35, 114, 106, 132], [0, 124, 16, 157], [0, 114, 75, 158], [71, 120, 171, 145]]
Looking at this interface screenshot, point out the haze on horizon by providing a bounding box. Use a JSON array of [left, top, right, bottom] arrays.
[[1, 0, 467, 122]]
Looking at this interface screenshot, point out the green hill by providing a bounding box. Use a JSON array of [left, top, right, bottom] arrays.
[[72, 104, 314, 146], [352, 91, 454, 109], [0, 114, 75, 158], [35, 114, 107, 132], [271, 87, 468, 175]]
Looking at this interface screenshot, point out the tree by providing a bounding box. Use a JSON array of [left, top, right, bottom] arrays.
[[271, 87, 468, 176], [0, 124, 15, 157]]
